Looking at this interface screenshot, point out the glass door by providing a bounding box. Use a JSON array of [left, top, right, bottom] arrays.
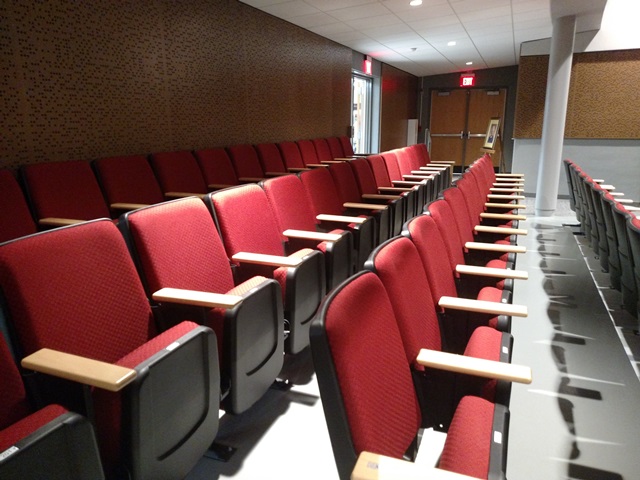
[[351, 73, 373, 154]]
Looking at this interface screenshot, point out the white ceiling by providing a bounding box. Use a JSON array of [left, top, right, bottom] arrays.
[[238, 0, 607, 77]]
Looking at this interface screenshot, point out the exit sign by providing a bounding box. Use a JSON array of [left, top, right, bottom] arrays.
[[460, 73, 475, 87]]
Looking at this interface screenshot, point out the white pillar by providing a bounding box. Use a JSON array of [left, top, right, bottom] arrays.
[[535, 15, 577, 217]]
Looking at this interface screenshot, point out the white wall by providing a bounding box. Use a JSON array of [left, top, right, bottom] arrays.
[[513, 139, 640, 202]]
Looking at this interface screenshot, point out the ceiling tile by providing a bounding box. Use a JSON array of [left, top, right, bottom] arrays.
[[260, 1, 320, 18]]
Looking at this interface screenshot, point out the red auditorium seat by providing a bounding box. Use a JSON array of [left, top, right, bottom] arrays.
[[206, 184, 325, 354], [0, 170, 36, 243], [365, 236, 530, 422], [0, 335, 104, 478], [367, 153, 430, 210], [299, 166, 376, 269], [93, 154, 165, 217], [403, 214, 528, 353], [227, 144, 275, 182], [310, 270, 510, 480], [194, 147, 242, 189], [149, 150, 208, 198], [255, 142, 291, 176], [296, 139, 328, 168], [0, 219, 220, 479], [261, 174, 354, 289], [627, 215, 640, 319], [20, 160, 111, 227], [277, 141, 309, 172], [119, 197, 284, 414], [325, 136, 347, 159]]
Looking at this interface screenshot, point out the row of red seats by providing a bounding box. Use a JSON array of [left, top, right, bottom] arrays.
[[0, 142, 449, 478], [564, 160, 640, 320], [311, 155, 533, 479]]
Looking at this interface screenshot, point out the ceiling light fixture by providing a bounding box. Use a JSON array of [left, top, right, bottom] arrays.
[[466, 61, 473, 65], [409, 0, 423, 6], [447, 41, 456, 46]]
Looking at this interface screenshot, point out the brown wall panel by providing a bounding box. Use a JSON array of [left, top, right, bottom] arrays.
[[0, 0, 353, 169], [514, 49, 640, 139], [380, 63, 418, 152]]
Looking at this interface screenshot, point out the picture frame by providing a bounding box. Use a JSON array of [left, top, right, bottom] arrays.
[[482, 117, 500, 150]]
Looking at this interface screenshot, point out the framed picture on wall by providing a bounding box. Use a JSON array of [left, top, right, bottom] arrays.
[[483, 117, 500, 150]]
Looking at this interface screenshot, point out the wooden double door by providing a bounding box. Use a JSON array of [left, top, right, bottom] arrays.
[[429, 88, 506, 170]]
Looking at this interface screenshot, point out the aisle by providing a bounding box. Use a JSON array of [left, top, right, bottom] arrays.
[[507, 213, 640, 479]]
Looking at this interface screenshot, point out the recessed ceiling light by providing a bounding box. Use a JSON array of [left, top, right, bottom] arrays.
[[466, 61, 473, 65], [447, 41, 456, 46], [410, 0, 423, 6]]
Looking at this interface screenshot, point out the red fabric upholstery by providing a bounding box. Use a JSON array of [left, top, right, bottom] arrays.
[[338, 136, 355, 156], [0, 169, 36, 243], [150, 151, 208, 195], [381, 152, 402, 181], [255, 143, 288, 175], [438, 395, 494, 478], [0, 221, 154, 363], [0, 337, 31, 431], [297, 139, 320, 166], [329, 162, 363, 203], [299, 167, 345, 216], [393, 148, 414, 176], [278, 141, 306, 170], [209, 184, 286, 259], [324, 272, 421, 459], [414, 143, 431, 164], [367, 155, 393, 188], [326, 137, 344, 158], [124, 198, 235, 295], [312, 138, 334, 162], [405, 215, 458, 309], [428, 200, 466, 271], [261, 175, 319, 233], [94, 155, 164, 208], [227, 144, 265, 179], [350, 159, 379, 195], [370, 237, 442, 366], [0, 404, 68, 453], [21, 160, 110, 221], [194, 148, 240, 187]]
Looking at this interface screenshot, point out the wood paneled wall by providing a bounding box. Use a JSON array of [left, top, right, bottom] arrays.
[[380, 64, 419, 152], [0, 0, 352, 169], [514, 49, 640, 139]]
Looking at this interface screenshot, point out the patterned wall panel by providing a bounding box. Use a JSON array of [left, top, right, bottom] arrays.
[[514, 49, 640, 139], [380, 63, 418, 152], [0, 0, 352, 170]]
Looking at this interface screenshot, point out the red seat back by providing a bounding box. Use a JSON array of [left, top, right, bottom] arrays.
[[299, 167, 344, 216], [194, 148, 240, 187], [150, 151, 208, 195], [255, 143, 288, 175], [312, 138, 333, 163], [94, 155, 164, 208], [366, 155, 393, 188], [338, 136, 355, 156], [350, 159, 379, 195], [227, 144, 265, 180], [0, 170, 36, 242], [261, 174, 319, 232], [326, 137, 344, 158], [328, 162, 362, 203], [277, 141, 306, 170], [296, 139, 320, 166]]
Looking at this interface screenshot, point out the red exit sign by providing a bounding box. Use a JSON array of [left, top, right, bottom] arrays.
[[460, 73, 475, 87]]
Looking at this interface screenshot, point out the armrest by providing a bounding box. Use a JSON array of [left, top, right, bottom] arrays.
[[320, 160, 345, 164], [465, 241, 526, 254], [438, 296, 528, 317], [152, 287, 243, 309], [352, 452, 480, 480], [238, 177, 265, 183], [343, 202, 388, 210], [110, 202, 150, 211], [416, 349, 532, 384], [316, 213, 367, 224], [480, 212, 526, 221], [495, 173, 524, 177], [625, 205, 640, 211], [208, 183, 235, 190], [616, 198, 634, 204], [39, 217, 84, 227], [403, 175, 434, 181], [334, 157, 356, 161], [305, 163, 329, 168], [362, 194, 402, 200], [378, 187, 413, 193], [489, 187, 524, 193], [592, 178, 604, 183], [599, 184, 615, 190], [486, 194, 525, 200], [428, 161, 455, 165], [392, 180, 426, 186], [287, 167, 311, 173], [493, 182, 524, 187], [264, 172, 290, 177], [283, 229, 342, 242], [455, 264, 528, 280], [232, 251, 303, 267], [165, 191, 204, 199], [417, 167, 447, 172], [22, 348, 137, 392], [485, 202, 526, 209], [475, 225, 527, 235], [609, 192, 625, 196]]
